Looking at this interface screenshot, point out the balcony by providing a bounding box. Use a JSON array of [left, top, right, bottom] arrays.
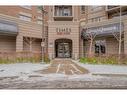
[[106, 6, 119, 10], [53, 6, 73, 21], [106, 6, 127, 13], [106, 6, 127, 18]]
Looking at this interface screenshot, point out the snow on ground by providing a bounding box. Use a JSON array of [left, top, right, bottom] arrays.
[[0, 62, 108, 82], [20, 73, 108, 82], [73, 60, 127, 75], [1, 61, 127, 82], [0, 63, 49, 78]]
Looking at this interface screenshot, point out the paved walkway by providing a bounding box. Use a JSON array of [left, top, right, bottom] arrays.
[[38, 59, 89, 75]]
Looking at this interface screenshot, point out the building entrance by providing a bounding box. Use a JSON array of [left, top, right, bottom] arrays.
[[55, 39, 72, 58]]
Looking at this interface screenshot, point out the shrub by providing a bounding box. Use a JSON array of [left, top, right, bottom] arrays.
[[80, 57, 98, 64], [43, 55, 50, 63], [80, 56, 119, 65], [0, 52, 42, 64]]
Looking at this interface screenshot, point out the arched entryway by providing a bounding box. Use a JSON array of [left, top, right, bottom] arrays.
[[55, 38, 72, 58]]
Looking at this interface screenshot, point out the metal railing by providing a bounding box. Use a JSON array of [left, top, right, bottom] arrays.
[[107, 6, 119, 9]]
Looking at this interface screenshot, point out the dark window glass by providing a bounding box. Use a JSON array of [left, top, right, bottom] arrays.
[[95, 44, 100, 54], [81, 6, 85, 14], [95, 41, 106, 54], [100, 45, 106, 54]]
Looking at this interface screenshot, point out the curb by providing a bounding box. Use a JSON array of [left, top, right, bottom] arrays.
[[92, 73, 127, 77]]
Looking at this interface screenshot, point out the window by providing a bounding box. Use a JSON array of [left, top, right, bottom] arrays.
[[81, 6, 85, 14], [37, 6, 43, 13], [91, 17, 102, 22], [37, 16, 43, 24], [112, 11, 127, 18], [19, 15, 31, 21], [95, 40, 106, 55], [91, 6, 102, 12], [64, 8, 70, 16], [95, 44, 100, 54], [37, 20, 43, 24], [54, 6, 72, 16], [20, 6, 31, 10]]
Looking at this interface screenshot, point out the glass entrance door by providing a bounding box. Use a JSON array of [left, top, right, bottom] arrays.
[[57, 42, 71, 58]]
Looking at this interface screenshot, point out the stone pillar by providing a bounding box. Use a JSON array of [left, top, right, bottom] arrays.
[[73, 39, 79, 60], [16, 34, 23, 52], [124, 20, 127, 55], [48, 41, 54, 60], [79, 38, 84, 58]]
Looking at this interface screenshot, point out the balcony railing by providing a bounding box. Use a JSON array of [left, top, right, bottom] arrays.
[[53, 6, 73, 21], [106, 6, 127, 11], [55, 12, 72, 17], [107, 6, 119, 9], [106, 6, 120, 12]]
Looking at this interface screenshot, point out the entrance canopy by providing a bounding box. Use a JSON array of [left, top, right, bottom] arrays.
[[81, 23, 124, 39], [0, 19, 18, 36]]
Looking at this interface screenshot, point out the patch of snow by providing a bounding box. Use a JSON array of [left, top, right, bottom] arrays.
[[72, 60, 127, 75], [22, 73, 108, 82], [0, 63, 49, 77], [2, 60, 127, 82]]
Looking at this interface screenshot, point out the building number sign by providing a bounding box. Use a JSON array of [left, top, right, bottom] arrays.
[[56, 27, 71, 35]]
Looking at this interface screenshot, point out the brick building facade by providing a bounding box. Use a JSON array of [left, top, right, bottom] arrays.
[[0, 6, 127, 60]]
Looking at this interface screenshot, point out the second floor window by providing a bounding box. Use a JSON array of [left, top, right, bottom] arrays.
[[37, 6, 43, 13], [91, 17, 101, 22], [37, 16, 43, 24], [81, 6, 85, 14], [37, 20, 43, 24], [55, 6, 72, 16], [91, 6, 102, 12], [19, 15, 31, 21]]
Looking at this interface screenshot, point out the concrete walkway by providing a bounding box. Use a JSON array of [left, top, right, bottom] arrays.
[[38, 59, 89, 75]]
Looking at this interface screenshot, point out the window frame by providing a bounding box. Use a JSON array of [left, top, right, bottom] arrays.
[[81, 6, 85, 14], [91, 6, 103, 12], [19, 14, 32, 22], [95, 40, 106, 55]]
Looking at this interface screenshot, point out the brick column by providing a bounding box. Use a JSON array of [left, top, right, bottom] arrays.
[[72, 39, 79, 60], [124, 20, 127, 55], [16, 34, 23, 52], [79, 38, 84, 58]]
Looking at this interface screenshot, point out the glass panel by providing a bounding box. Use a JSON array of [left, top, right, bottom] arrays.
[[57, 42, 71, 58], [95, 40, 106, 54], [91, 6, 102, 11], [54, 6, 72, 16], [81, 6, 85, 14], [37, 20, 42, 24], [19, 15, 31, 21]]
